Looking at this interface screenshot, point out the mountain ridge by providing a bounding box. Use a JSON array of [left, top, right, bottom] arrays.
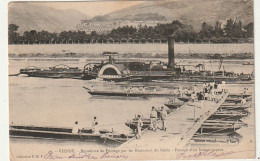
[[8, 2, 87, 33], [92, 0, 253, 30], [8, 0, 254, 33]]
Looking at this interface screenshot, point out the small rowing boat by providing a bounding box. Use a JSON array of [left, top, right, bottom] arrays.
[[10, 125, 111, 141], [209, 111, 248, 120], [225, 98, 243, 104], [177, 97, 190, 102], [219, 105, 250, 111], [164, 98, 184, 109], [191, 133, 239, 144], [83, 87, 175, 97], [197, 120, 245, 133], [228, 93, 251, 98]]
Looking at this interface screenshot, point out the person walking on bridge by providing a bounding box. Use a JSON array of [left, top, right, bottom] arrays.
[[150, 107, 157, 131], [136, 115, 143, 139], [160, 107, 167, 131]]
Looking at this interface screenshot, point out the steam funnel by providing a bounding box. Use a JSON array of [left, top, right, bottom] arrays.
[[168, 35, 175, 68]]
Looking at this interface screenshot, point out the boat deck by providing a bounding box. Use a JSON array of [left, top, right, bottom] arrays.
[[118, 93, 228, 151]]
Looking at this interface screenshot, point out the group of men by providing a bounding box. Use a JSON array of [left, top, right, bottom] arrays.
[[136, 106, 168, 139], [201, 81, 226, 102], [178, 87, 191, 97], [72, 116, 99, 134], [149, 106, 168, 132], [177, 81, 227, 103], [125, 86, 146, 94], [125, 86, 158, 94]]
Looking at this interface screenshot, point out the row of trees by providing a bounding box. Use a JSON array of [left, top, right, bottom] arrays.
[[9, 19, 254, 44]]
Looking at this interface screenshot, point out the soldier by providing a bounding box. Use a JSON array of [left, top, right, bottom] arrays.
[[150, 107, 157, 131], [90, 85, 95, 91], [136, 115, 143, 139], [194, 85, 198, 95], [243, 88, 249, 94], [217, 83, 223, 93], [72, 121, 80, 134], [92, 122, 100, 134], [222, 81, 226, 92], [92, 116, 98, 128], [160, 107, 167, 131], [203, 82, 207, 92], [241, 97, 247, 105], [204, 92, 208, 100], [179, 87, 184, 97], [191, 92, 196, 102]]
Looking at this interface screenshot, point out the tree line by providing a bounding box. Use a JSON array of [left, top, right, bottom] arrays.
[[9, 19, 253, 44]]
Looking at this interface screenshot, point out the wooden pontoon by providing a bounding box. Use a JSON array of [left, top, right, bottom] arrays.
[[83, 87, 176, 97], [228, 93, 251, 98], [10, 125, 110, 141], [190, 133, 239, 144], [164, 99, 184, 109], [209, 111, 248, 120], [197, 120, 245, 133]]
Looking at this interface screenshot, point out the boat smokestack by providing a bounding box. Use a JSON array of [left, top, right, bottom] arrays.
[[168, 35, 175, 69]]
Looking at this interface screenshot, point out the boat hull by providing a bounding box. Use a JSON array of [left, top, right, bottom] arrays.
[[9, 125, 109, 141], [209, 113, 248, 120], [164, 103, 182, 109], [27, 72, 83, 79], [84, 88, 175, 97], [197, 126, 242, 134], [10, 129, 101, 141]]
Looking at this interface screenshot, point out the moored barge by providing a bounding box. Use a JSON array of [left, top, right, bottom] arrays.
[[10, 125, 110, 141], [20, 64, 84, 79]]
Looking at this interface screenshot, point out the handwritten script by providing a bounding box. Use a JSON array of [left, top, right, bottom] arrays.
[[176, 149, 254, 159], [44, 151, 128, 160]]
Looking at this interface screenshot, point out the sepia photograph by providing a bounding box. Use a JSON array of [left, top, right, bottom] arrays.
[[6, 0, 257, 160]]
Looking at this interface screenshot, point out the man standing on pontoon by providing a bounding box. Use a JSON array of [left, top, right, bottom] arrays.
[[160, 107, 167, 131], [136, 115, 143, 139], [222, 81, 226, 92], [150, 107, 157, 131]]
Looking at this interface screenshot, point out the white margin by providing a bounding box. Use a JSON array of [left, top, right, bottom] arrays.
[[0, 0, 259, 161]]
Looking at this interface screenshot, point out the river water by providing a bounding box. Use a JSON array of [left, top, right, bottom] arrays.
[[9, 58, 255, 155], [9, 43, 254, 55]]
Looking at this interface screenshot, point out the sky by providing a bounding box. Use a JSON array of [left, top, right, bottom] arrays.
[[40, 1, 144, 17]]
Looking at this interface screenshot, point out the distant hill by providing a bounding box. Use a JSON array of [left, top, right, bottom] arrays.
[[8, 2, 87, 33], [92, 0, 253, 30], [8, 0, 253, 34]]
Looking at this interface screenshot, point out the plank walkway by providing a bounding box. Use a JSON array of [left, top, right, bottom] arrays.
[[118, 92, 229, 149]]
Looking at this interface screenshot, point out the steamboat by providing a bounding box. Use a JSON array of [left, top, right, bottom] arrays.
[[18, 36, 253, 83]]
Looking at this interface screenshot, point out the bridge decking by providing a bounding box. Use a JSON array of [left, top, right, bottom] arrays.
[[119, 92, 228, 149]]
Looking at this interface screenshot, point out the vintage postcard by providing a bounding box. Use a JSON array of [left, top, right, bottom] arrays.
[[8, 0, 256, 160]]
